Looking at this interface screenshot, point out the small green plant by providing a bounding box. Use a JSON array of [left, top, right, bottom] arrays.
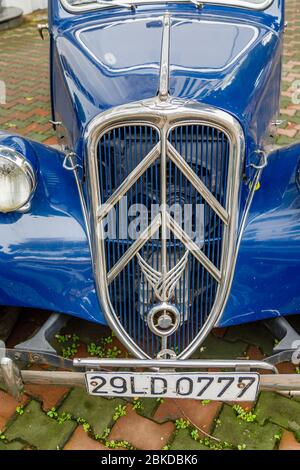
[[87, 332, 119, 359], [47, 408, 72, 424], [107, 347, 122, 359], [83, 422, 91, 433], [162, 445, 170, 450], [156, 398, 164, 404], [0, 432, 6, 441], [132, 398, 144, 412], [99, 427, 111, 440], [274, 432, 282, 441], [296, 367, 300, 374], [62, 347, 75, 359], [190, 429, 199, 441], [117, 440, 132, 450], [87, 342, 105, 358], [113, 405, 127, 421], [175, 418, 190, 430], [57, 412, 72, 425], [16, 406, 24, 416], [106, 439, 117, 449], [77, 417, 87, 425], [55, 334, 72, 344], [201, 400, 211, 406], [200, 437, 232, 450], [233, 404, 257, 423], [76, 418, 92, 433], [47, 407, 58, 419], [105, 439, 133, 450], [237, 443, 247, 450], [102, 332, 115, 345], [56, 333, 80, 359]]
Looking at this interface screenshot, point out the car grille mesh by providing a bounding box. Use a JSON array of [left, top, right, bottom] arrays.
[[97, 123, 230, 357]]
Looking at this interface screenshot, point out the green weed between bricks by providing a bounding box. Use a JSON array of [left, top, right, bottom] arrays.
[[85, 344, 122, 359], [55, 333, 80, 359], [94, 426, 133, 449], [87, 332, 121, 359], [232, 405, 257, 423], [113, 404, 127, 421], [55, 331, 122, 359], [15, 406, 25, 416], [132, 398, 144, 412], [46, 406, 134, 449], [172, 418, 247, 451]]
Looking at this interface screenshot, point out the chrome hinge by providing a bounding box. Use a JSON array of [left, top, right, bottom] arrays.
[[37, 23, 49, 40], [250, 150, 268, 170], [49, 120, 62, 127], [49, 120, 68, 149], [269, 120, 286, 138], [271, 119, 285, 127], [63, 151, 81, 171]]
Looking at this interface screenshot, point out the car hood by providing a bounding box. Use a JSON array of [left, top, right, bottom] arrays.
[[53, 10, 282, 153]]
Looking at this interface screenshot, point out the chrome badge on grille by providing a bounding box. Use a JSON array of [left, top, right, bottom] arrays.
[[137, 252, 189, 303], [137, 252, 189, 340]]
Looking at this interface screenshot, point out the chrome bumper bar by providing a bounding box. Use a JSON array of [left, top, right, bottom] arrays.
[[2, 350, 300, 401], [73, 357, 278, 372]]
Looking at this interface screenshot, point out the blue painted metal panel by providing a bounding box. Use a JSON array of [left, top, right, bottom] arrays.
[[0, 140, 299, 327], [50, 2, 284, 164], [221, 142, 300, 326], [2, 0, 300, 330], [0, 133, 103, 324]]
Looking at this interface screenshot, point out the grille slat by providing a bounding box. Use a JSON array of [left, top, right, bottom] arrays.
[[97, 122, 231, 358]]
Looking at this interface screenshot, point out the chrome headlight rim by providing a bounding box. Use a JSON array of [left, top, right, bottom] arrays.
[[0, 145, 36, 213]]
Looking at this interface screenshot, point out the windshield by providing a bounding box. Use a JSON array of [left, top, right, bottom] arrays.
[[62, 0, 274, 12]]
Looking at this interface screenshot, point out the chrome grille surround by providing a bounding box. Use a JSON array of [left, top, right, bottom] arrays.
[[85, 96, 244, 359]]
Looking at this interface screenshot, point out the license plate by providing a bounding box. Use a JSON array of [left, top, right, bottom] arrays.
[[85, 372, 260, 401]]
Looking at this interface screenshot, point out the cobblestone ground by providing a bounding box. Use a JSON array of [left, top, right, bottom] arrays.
[[0, 2, 300, 451]]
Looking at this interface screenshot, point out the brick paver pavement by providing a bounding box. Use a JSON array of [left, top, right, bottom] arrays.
[[278, 0, 300, 145], [0, 12, 55, 145], [0, 2, 300, 451]]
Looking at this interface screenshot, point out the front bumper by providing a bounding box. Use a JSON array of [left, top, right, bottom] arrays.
[[1, 348, 300, 402]]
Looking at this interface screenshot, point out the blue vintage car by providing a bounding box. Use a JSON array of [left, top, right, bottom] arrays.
[[0, 0, 300, 401]]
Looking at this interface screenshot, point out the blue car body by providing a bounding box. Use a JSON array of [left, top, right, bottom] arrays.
[[0, 0, 299, 340]]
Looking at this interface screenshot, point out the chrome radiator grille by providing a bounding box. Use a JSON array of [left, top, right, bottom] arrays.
[[97, 122, 231, 358]]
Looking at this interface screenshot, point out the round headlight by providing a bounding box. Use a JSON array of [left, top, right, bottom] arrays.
[[0, 145, 36, 213]]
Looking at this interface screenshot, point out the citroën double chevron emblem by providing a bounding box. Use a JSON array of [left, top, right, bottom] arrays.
[[137, 252, 189, 303]]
